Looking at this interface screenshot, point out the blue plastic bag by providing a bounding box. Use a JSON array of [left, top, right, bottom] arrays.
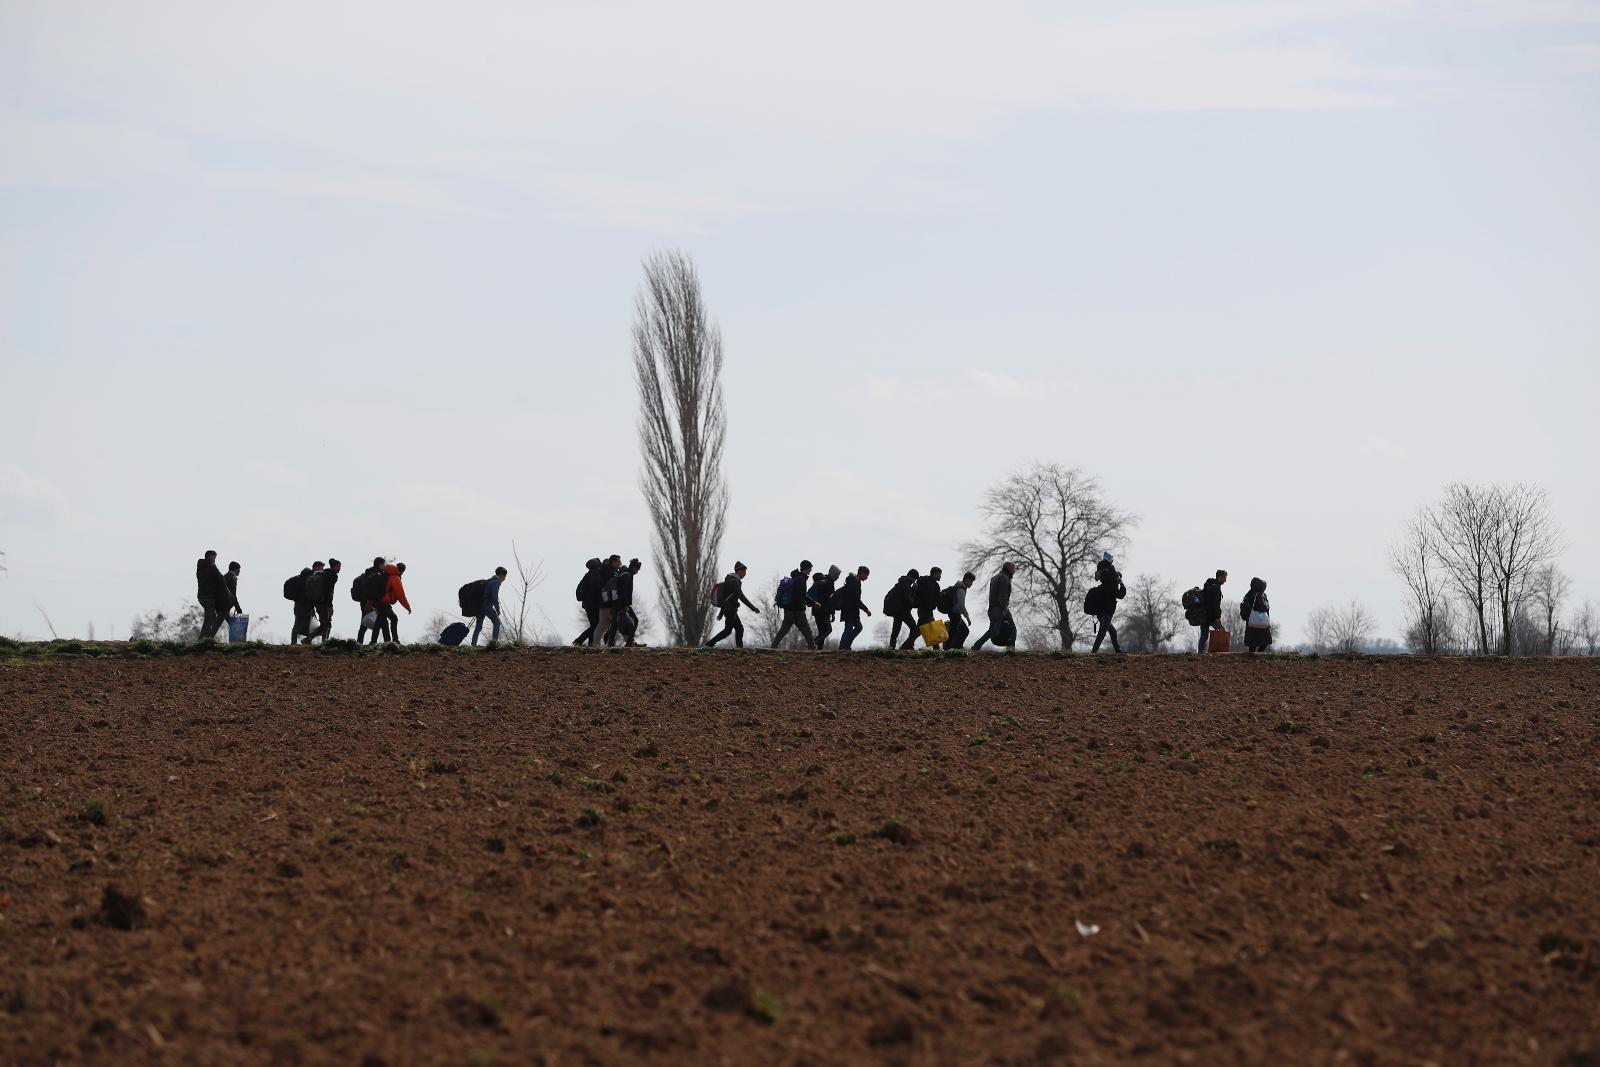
[[227, 614, 250, 642]]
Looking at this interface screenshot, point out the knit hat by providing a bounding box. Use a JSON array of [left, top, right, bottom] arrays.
[[1102, 551, 1113, 562], [734, 560, 746, 570]]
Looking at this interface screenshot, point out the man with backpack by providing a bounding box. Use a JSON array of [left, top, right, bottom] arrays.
[[809, 565, 841, 648], [836, 566, 872, 650], [771, 560, 818, 649], [941, 571, 977, 649], [1197, 569, 1227, 652], [573, 556, 619, 647], [1089, 552, 1126, 653], [354, 557, 386, 645], [312, 558, 340, 642], [971, 562, 1017, 651], [590, 557, 641, 647], [706, 561, 759, 648], [911, 567, 944, 649], [286, 564, 317, 645], [883, 569, 920, 650], [195, 550, 228, 640], [471, 566, 507, 646]]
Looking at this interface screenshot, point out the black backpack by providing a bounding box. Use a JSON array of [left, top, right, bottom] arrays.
[[1181, 585, 1204, 625], [350, 569, 368, 602], [938, 584, 960, 615], [459, 578, 489, 616], [1083, 586, 1101, 615], [283, 573, 308, 603], [304, 570, 327, 604], [355, 568, 385, 604]]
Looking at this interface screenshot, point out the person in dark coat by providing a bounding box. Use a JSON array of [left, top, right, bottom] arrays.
[[837, 566, 872, 650], [1242, 577, 1272, 653], [942, 572, 976, 649], [910, 567, 944, 649], [884, 569, 920, 650], [195, 550, 227, 640], [573, 556, 618, 646], [356, 557, 386, 646], [1090, 552, 1126, 653], [591, 557, 641, 647], [312, 559, 339, 642], [771, 560, 818, 649], [222, 561, 243, 619], [809, 565, 841, 648], [706, 562, 759, 648], [472, 566, 507, 646], [971, 562, 1017, 650], [1198, 569, 1227, 652]]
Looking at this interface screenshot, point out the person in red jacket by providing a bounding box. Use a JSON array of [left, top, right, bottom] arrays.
[[378, 561, 412, 643]]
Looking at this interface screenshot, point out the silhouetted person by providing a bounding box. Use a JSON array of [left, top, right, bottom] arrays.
[[837, 566, 872, 650], [1242, 577, 1272, 653], [884, 569, 919, 650], [1198, 569, 1227, 652], [313, 559, 340, 642], [942, 571, 976, 649], [222, 561, 243, 620], [572, 556, 613, 646], [379, 562, 411, 643], [591, 558, 641, 647], [195, 550, 227, 640], [473, 566, 507, 646], [356, 557, 386, 645], [772, 560, 818, 649], [971, 562, 1017, 650], [810, 565, 841, 647], [706, 561, 759, 648], [1090, 552, 1125, 653]]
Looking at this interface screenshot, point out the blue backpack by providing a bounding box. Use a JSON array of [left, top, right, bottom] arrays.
[[775, 576, 796, 608]]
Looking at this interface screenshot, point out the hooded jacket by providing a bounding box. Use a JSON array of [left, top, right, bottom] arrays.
[[579, 559, 611, 609], [839, 573, 868, 617], [222, 571, 242, 613], [1201, 577, 1223, 625], [987, 569, 1012, 616], [913, 574, 942, 614], [610, 567, 637, 609], [719, 573, 758, 616], [196, 558, 225, 602], [382, 563, 411, 611], [884, 573, 917, 615], [1242, 577, 1269, 621], [810, 566, 841, 616]]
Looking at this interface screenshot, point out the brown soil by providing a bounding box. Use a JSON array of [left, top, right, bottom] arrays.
[[2, 649, 1597, 1066]]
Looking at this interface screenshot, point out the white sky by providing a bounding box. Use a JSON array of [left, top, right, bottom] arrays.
[[3, 1, 1597, 644]]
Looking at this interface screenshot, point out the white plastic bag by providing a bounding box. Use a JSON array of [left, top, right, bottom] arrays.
[[1248, 609, 1270, 630], [361, 610, 378, 628]]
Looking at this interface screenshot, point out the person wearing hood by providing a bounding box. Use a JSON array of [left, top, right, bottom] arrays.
[[1242, 577, 1272, 653], [942, 571, 976, 649], [312, 558, 340, 643], [289, 564, 318, 645], [771, 560, 818, 649], [356, 557, 386, 645], [1198, 569, 1227, 652], [884, 569, 920, 650], [838, 566, 872, 650], [706, 561, 759, 648], [911, 567, 944, 649], [573, 556, 618, 646], [972, 562, 1017, 650], [1090, 551, 1126, 654], [591, 557, 641, 647], [378, 561, 412, 643], [195, 550, 228, 640], [809, 565, 842, 648]]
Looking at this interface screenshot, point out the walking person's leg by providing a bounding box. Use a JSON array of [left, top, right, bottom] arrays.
[[472, 614, 485, 646], [1197, 624, 1209, 653], [1092, 614, 1109, 652], [589, 608, 613, 647], [795, 611, 816, 649], [771, 613, 794, 648], [898, 611, 918, 651], [840, 614, 861, 650], [315, 606, 332, 643], [972, 614, 994, 651], [488, 608, 501, 643]]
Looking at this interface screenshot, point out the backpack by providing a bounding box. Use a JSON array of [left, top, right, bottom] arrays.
[[775, 576, 796, 608], [283, 573, 307, 602], [350, 568, 371, 602], [439, 622, 469, 647], [304, 570, 327, 603], [1181, 585, 1205, 625], [829, 586, 850, 612], [600, 573, 623, 605], [707, 581, 722, 606], [1083, 586, 1101, 615], [883, 583, 905, 615], [459, 578, 489, 617], [938, 584, 960, 615]]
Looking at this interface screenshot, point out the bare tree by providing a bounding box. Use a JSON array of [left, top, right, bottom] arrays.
[[1525, 564, 1571, 656], [1486, 485, 1561, 655], [633, 250, 729, 647], [1306, 600, 1376, 653], [1425, 483, 1499, 655], [959, 464, 1134, 651], [503, 541, 547, 646], [1390, 513, 1452, 654], [130, 604, 204, 642], [1403, 596, 1464, 655], [1121, 575, 1183, 652], [1570, 600, 1600, 657]]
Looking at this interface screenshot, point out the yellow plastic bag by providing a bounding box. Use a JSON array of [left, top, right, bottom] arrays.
[[919, 620, 949, 645]]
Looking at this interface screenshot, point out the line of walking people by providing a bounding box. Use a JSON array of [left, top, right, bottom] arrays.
[[193, 550, 413, 645]]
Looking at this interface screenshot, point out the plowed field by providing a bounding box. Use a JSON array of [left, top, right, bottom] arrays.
[[2, 648, 1597, 1066]]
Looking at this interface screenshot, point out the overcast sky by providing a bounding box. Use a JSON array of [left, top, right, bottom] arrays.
[[3, 1, 1597, 646]]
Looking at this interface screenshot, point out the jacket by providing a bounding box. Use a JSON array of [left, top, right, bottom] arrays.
[[884, 576, 915, 615], [839, 574, 868, 617], [382, 564, 411, 611], [196, 558, 225, 602], [610, 569, 636, 609], [222, 571, 242, 613], [944, 583, 969, 621], [719, 574, 758, 616], [484, 575, 503, 613], [358, 566, 384, 609], [810, 566, 840, 616], [1092, 563, 1125, 615], [1201, 577, 1223, 625], [913, 575, 941, 614], [1242, 578, 1269, 624], [580, 561, 610, 609], [987, 570, 1012, 616], [318, 569, 338, 610]]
